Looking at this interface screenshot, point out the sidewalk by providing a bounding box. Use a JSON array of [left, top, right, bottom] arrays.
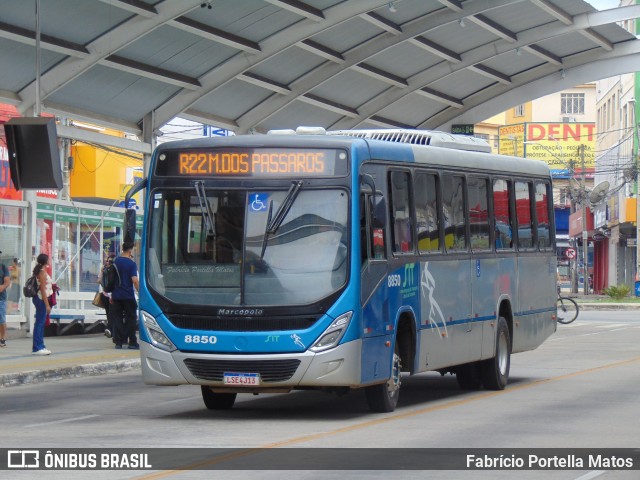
[[561, 293, 640, 311], [0, 333, 140, 388]]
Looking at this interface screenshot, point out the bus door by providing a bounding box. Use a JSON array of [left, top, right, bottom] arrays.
[[359, 165, 393, 383]]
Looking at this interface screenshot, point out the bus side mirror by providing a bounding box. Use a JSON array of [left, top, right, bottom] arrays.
[[360, 174, 376, 195], [122, 178, 147, 244], [124, 209, 136, 244]]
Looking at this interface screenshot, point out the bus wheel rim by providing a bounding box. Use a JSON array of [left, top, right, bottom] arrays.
[[388, 352, 401, 397], [498, 332, 508, 375]]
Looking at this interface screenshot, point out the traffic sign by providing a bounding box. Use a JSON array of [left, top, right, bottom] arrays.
[[565, 248, 576, 259]]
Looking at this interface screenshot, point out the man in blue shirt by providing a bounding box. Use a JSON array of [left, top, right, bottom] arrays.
[[110, 242, 140, 349]]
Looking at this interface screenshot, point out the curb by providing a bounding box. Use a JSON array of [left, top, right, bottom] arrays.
[[576, 304, 640, 311], [0, 359, 141, 388]]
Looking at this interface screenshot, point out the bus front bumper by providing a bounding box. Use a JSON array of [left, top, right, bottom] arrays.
[[140, 340, 362, 389]]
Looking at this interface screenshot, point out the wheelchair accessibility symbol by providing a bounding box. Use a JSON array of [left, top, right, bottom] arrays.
[[250, 193, 269, 212]]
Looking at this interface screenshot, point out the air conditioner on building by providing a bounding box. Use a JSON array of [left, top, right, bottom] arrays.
[[561, 116, 576, 122]]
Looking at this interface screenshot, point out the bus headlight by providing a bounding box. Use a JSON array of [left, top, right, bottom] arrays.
[[141, 311, 176, 352], [309, 311, 353, 353]]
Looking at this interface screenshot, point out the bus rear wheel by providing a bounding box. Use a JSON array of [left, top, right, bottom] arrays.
[[201, 386, 237, 410], [365, 343, 401, 413], [480, 317, 511, 390]]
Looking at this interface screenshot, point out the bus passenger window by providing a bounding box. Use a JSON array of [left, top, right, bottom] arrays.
[[415, 173, 440, 253], [389, 171, 414, 253], [493, 179, 513, 250], [359, 194, 369, 265], [371, 195, 386, 260], [515, 181, 534, 249], [535, 182, 551, 249], [360, 193, 386, 264], [468, 177, 490, 251], [442, 174, 466, 252]]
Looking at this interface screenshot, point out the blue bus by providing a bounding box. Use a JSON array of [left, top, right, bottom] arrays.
[[124, 127, 557, 412]]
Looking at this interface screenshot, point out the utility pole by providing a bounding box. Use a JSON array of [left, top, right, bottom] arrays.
[[636, 147, 640, 294], [580, 144, 589, 296], [569, 157, 578, 294]]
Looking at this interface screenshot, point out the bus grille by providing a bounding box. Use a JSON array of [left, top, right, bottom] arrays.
[[183, 358, 301, 382], [166, 315, 320, 332]]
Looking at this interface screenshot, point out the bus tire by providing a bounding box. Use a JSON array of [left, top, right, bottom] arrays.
[[480, 317, 511, 390], [456, 362, 482, 390], [365, 342, 401, 413], [201, 386, 237, 410]]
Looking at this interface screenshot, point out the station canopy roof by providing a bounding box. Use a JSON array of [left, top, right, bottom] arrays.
[[1, 0, 640, 139]]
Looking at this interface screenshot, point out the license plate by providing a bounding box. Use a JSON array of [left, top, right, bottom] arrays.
[[223, 372, 261, 386]]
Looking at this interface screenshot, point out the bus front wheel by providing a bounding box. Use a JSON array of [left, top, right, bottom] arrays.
[[480, 317, 511, 390], [365, 342, 401, 413], [201, 386, 237, 410]]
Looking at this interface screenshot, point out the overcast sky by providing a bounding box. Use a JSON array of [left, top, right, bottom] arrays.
[[585, 0, 621, 10]]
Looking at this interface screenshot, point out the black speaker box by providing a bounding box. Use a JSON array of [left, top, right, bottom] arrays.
[[3, 117, 63, 190]]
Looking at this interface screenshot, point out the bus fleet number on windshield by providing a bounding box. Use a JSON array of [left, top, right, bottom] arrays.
[[184, 335, 218, 344], [388, 274, 402, 287]]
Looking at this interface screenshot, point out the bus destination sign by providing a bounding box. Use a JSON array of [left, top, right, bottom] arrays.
[[155, 148, 348, 178]]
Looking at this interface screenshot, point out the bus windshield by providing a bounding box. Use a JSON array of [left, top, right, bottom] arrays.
[[147, 187, 349, 306]]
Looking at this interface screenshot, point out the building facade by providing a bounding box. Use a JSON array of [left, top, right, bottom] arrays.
[[479, 84, 598, 292], [595, 72, 638, 292]]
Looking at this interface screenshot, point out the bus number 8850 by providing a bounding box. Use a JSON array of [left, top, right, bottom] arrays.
[[184, 335, 218, 344]]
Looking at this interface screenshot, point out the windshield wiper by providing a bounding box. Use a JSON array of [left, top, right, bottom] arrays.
[[260, 180, 303, 260], [194, 180, 216, 246]]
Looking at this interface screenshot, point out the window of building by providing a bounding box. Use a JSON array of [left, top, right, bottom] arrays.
[[561, 93, 585, 115], [611, 94, 616, 127], [514, 104, 525, 117]]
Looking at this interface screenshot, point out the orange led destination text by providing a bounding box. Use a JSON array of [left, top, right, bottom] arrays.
[[179, 152, 326, 175]]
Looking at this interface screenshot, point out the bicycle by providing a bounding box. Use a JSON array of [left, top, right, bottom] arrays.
[[556, 287, 579, 324]]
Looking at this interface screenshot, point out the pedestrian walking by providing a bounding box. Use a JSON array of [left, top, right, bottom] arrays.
[[109, 242, 139, 349], [0, 251, 10, 347], [32, 254, 53, 355], [98, 254, 115, 340]]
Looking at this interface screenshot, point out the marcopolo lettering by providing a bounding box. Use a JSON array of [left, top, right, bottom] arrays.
[[217, 308, 264, 316]]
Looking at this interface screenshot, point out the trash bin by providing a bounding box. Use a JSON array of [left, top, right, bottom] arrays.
[[636, 281, 640, 298]]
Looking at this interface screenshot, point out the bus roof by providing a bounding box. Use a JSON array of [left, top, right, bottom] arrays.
[[328, 128, 491, 153], [327, 129, 551, 178], [366, 139, 552, 178]]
